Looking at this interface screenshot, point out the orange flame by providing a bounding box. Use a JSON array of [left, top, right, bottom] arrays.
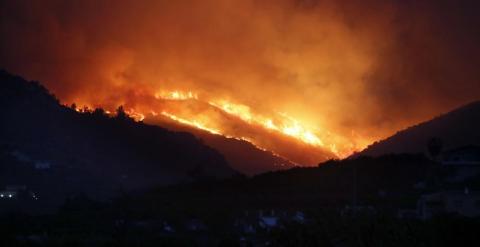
[[160, 111, 221, 135], [155, 91, 198, 100], [67, 89, 371, 163], [209, 100, 325, 147], [150, 91, 369, 159]]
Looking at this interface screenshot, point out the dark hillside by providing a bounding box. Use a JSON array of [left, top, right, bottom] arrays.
[[0, 70, 236, 211], [357, 101, 480, 157]]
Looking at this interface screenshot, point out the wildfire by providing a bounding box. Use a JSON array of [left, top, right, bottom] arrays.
[[160, 111, 221, 135], [133, 90, 370, 159], [208, 100, 325, 147], [68, 89, 370, 162], [125, 109, 145, 121], [209, 100, 254, 122], [155, 90, 198, 100]]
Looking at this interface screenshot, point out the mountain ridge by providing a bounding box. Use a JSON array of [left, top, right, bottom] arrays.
[[355, 100, 480, 157], [0, 70, 237, 209]]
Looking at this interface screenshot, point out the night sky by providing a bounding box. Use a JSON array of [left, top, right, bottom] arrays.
[[1, 0, 480, 162]]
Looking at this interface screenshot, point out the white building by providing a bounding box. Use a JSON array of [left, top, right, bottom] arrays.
[[0, 185, 28, 200], [440, 146, 480, 182], [34, 161, 51, 170], [441, 146, 480, 166], [417, 189, 480, 219], [0, 191, 16, 199]]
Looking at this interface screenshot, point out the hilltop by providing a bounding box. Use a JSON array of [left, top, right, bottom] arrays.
[[357, 101, 480, 157], [0, 70, 236, 210]]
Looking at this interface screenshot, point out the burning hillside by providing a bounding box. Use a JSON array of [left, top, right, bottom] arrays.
[[2, 0, 480, 165], [72, 89, 367, 164]]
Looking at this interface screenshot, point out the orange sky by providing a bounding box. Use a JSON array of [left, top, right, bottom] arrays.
[[1, 0, 480, 164]]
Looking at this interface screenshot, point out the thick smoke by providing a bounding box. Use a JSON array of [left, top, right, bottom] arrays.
[[1, 0, 480, 159]]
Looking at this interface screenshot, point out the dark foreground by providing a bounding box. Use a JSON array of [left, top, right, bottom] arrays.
[[2, 152, 480, 246], [1, 206, 479, 247]]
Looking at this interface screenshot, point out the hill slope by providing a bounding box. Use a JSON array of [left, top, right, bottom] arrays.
[[137, 153, 439, 212], [148, 117, 296, 176], [357, 101, 480, 157], [0, 70, 236, 208]]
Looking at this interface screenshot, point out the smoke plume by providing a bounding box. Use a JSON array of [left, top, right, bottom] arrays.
[[1, 0, 480, 163]]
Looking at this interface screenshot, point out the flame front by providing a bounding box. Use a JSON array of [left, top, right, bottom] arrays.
[[155, 91, 198, 101], [68, 88, 370, 164], [209, 100, 325, 147], [87, 89, 371, 164], [160, 111, 221, 135]]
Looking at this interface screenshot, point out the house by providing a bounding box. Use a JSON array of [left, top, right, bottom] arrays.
[[234, 213, 257, 234], [0, 185, 38, 201], [440, 146, 480, 181], [0, 190, 16, 199], [292, 211, 306, 223], [163, 222, 175, 233], [0, 185, 27, 199], [258, 210, 280, 230], [234, 219, 257, 234], [34, 161, 51, 170], [259, 215, 278, 229], [441, 145, 480, 166], [417, 189, 480, 219], [235, 209, 291, 234]]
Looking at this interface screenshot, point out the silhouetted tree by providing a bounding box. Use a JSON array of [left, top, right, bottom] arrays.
[[82, 106, 90, 113], [116, 105, 130, 121], [70, 103, 77, 111], [92, 108, 107, 118]]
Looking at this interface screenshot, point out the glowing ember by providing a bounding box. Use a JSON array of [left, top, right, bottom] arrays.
[[208, 100, 325, 147], [209, 100, 254, 122], [160, 111, 221, 135], [155, 91, 198, 100], [125, 109, 145, 121]]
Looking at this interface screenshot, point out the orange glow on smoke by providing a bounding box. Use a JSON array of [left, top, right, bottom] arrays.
[[5, 0, 480, 166], [89, 89, 372, 163], [67, 87, 372, 164], [208, 100, 325, 147]]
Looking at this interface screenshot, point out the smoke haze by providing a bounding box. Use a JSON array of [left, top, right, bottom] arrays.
[[1, 0, 480, 163]]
